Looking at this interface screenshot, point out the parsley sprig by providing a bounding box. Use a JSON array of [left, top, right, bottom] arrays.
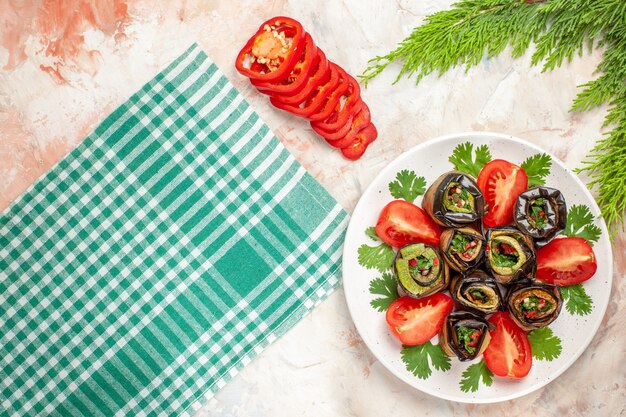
[[560, 284, 593, 316], [521, 153, 552, 187], [388, 170, 427, 203], [369, 272, 399, 312], [448, 142, 492, 178], [528, 327, 562, 361], [564, 205, 602, 245], [401, 342, 451, 379], [358, 228, 395, 273], [459, 360, 493, 393]]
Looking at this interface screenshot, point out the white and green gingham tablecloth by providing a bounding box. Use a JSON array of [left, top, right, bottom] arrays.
[[0, 44, 348, 416]]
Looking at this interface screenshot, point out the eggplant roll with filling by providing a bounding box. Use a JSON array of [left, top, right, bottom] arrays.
[[422, 171, 486, 227], [507, 282, 563, 331], [514, 187, 567, 241], [394, 243, 449, 298], [450, 270, 503, 315], [439, 311, 493, 361], [440, 227, 486, 273], [485, 227, 536, 285]]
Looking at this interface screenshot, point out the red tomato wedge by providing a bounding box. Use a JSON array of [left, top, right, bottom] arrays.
[[375, 200, 442, 247], [477, 159, 529, 227], [536, 237, 597, 286], [483, 311, 532, 378], [386, 294, 453, 346]]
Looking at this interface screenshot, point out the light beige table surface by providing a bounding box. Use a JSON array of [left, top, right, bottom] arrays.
[[1, 1, 624, 416]]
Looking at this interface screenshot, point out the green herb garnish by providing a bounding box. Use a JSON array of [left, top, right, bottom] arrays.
[[521, 153, 552, 187], [459, 359, 493, 393], [447, 142, 492, 178], [389, 170, 427, 203], [401, 341, 451, 379], [528, 327, 562, 361], [560, 284, 593, 316], [369, 272, 399, 312]]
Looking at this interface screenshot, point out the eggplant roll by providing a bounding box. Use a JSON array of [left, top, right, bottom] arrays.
[[394, 243, 449, 298], [450, 270, 503, 315], [440, 227, 486, 273], [485, 227, 536, 285], [514, 187, 567, 241], [439, 311, 493, 361], [423, 171, 486, 227], [507, 282, 563, 331]]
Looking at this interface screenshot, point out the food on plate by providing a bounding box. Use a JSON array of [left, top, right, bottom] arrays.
[[483, 311, 532, 378], [477, 159, 529, 227], [394, 243, 449, 298], [484, 226, 536, 285], [236, 16, 377, 160], [506, 281, 563, 331], [449, 270, 503, 315], [439, 311, 494, 361], [514, 187, 567, 242], [375, 200, 441, 248], [536, 237, 597, 285], [423, 171, 485, 227], [439, 227, 486, 273], [385, 293, 454, 346]]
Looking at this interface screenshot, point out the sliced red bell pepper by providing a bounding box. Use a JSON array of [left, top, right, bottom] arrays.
[[270, 63, 340, 118], [235, 16, 305, 83], [310, 102, 360, 142], [271, 49, 330, 106], [341, 123, 378, 160], [326, 103, 371, 148], [251, 33, 319, 97], [308, 66, 350, 122], [311, 76, 362, 133]]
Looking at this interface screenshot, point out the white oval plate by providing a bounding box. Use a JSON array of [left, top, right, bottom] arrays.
[[342, 132, 613, 403]]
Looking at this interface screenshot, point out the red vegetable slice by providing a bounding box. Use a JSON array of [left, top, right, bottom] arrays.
[[235, 16, 306, 83], [340, 123, 377, 160], [375, 200, 442, 247], [270, 50, 330, 106], [326, 104, 371, 149], [483, 311, 532, 378], [385, 294, 454, 346], [536, 237, 597, 285], [477, 159, 529, 227]]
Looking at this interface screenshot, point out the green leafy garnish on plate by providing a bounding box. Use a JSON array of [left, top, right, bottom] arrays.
[[388, 169, 427, 203], [528, 327, 562, 361], [564, 205, 602, 245], [369, 272, 399, 312], [560, 284, 593, 316], [521, 153, 552, 187], [448, 142, 492, 178], [459, 359, 493, 393], [401, 341, 451, 379], [358, 228, 395, 273]]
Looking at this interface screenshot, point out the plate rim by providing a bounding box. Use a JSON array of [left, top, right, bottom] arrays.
[[342, 131, 613, 403]]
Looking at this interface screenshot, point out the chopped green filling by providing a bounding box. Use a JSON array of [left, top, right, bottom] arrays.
[[469, 288, 488, 302], [528, 198, 548, 229], [520, 294, 553, 319], [443, 182, 475, 213], [490, 241, 519, 267], [456, 326, 481, 354], [450, 232, 478, 260]]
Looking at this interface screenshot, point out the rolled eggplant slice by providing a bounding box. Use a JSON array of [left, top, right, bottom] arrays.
[[450, 270, 503, 315], [507, 282, 563, 331], [485, 227, 536, 285], [440, 227, 486, 273], [394, 243, 449, 298], [423, 171, 486, 227], [439, 311, 493, 361], [514, 187, 567, 241]]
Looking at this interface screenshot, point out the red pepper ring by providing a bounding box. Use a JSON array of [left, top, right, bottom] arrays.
[[326, 103, 371, 149], [311, 77, 362, 133], [271, 49, 330, 106], [235, 16, 305, 83], [310, 103, 359, 142], [270, 63, 340, 118], [341, 123, 378, 160], [251, 33, 319, 97], [308, 66, 350, 122]]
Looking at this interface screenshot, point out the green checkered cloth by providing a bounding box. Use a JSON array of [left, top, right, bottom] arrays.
[[0, 44, 348, 417]]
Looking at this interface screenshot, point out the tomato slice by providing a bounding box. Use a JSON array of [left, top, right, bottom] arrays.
[[386, 294, 453, 346], [477, 159, 529, 227], [483, 311, 532, 378], [376, 200, 441, 247], [536, 237, 597, 285]]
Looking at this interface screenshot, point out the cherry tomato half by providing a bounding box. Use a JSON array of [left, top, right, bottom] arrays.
[[385, 294, 453, 346], [536, 237, 597, 286], [375, 200, 442, 248], [477, 159, 529, 227], [483, 311, 532, 378]]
